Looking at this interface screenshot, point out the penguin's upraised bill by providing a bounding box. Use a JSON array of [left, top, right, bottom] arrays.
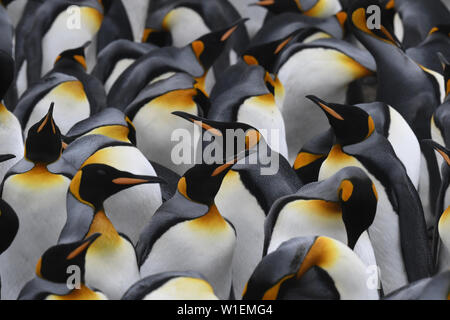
[[137, 148, 253, 300], [18, 233, 108, 300], [122, 271, 219, 300], [265, 166, 378, 277], [308, 95, 432, 294], [0, 104, 76, 300], [59, 163, 165, 299], [243, 236, 378, 300]]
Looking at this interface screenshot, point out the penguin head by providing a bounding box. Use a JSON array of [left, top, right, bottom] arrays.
[[190, 19, 248, 71], [243, 33, 298, 72], [348, 0, 402, 48], [337, 169, 378, 249], [72, 163, 166, 210], [307, 95, 375, 146], [35, 233, 101, 284], [250, 0, 302, 14], [173, 111, 263, 156], [178, 152, 249, 205], [54, 43, 90, 70], [0, 0, 15, 8], [25, 103, 63, 164]]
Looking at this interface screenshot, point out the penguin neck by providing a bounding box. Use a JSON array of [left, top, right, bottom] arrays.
[[53, 59, 86, 74], [188, 203, 229, 232], [86, 208, 121, 245]]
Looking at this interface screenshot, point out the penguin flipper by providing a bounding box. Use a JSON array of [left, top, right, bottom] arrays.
[[344, 134, 433, 281], [58, 193, 95, 244], [135, 192, 209, 267], [384, 270, 450, 300], [18, 277, 71, 300]]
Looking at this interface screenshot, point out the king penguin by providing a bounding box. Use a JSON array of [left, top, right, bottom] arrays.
[[92, 39, 156, 94], [0, 104, 76, 300], [173, 111, 302, 299], [293, 101, 421, 189], [242, 236, 379, 300], [14, 45, 105, 137], [58, 163, 165, 299], [273, 37, 376, 162], [308, 95, 432, 294], [348, 0, 444, 228], [122, 271, 219, 300], [265, 166, 378, 274], [136, 152, 252, 300], [62, 132, 164, 244], [18, 233, 108, 300], [24, 0, 104, 84]]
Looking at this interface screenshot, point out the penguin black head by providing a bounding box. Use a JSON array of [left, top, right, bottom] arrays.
[[250, 0, 302, 14], [190, 19, 248, 71], [35, 233, 101, 284], [178, 153, 248, 206], [0, 157, 19, 254], [307, 95, 375, 146], [337, 169, 378, 249], [173, 111, 263, 157], [0, 0, 15, 8], [72, 163, 166, 210], [54, 42, 90, 70], [243, 33, 298, 72], [348, 0, 402, 48], [25, 103, 63, 164]]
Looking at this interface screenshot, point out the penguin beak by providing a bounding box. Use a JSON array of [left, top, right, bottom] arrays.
[[37, 103, 57, 134], [211, 148, 255, 177], [306, 95, 344, 121], [66, 233, 101, 260], [274, 36, 294, 54], [0, 154, 15, 163], [249, 0, 275, 7], [172, 111, 224, 136], [112, 174, 167, 186], [423, 139, 450, 166], [220, 18, 249, 42]]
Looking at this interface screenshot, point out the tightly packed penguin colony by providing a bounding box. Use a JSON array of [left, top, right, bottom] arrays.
[[0, 0, 449, 301]]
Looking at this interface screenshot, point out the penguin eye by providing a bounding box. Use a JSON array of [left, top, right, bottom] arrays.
[[97, 169, 107, 176]]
